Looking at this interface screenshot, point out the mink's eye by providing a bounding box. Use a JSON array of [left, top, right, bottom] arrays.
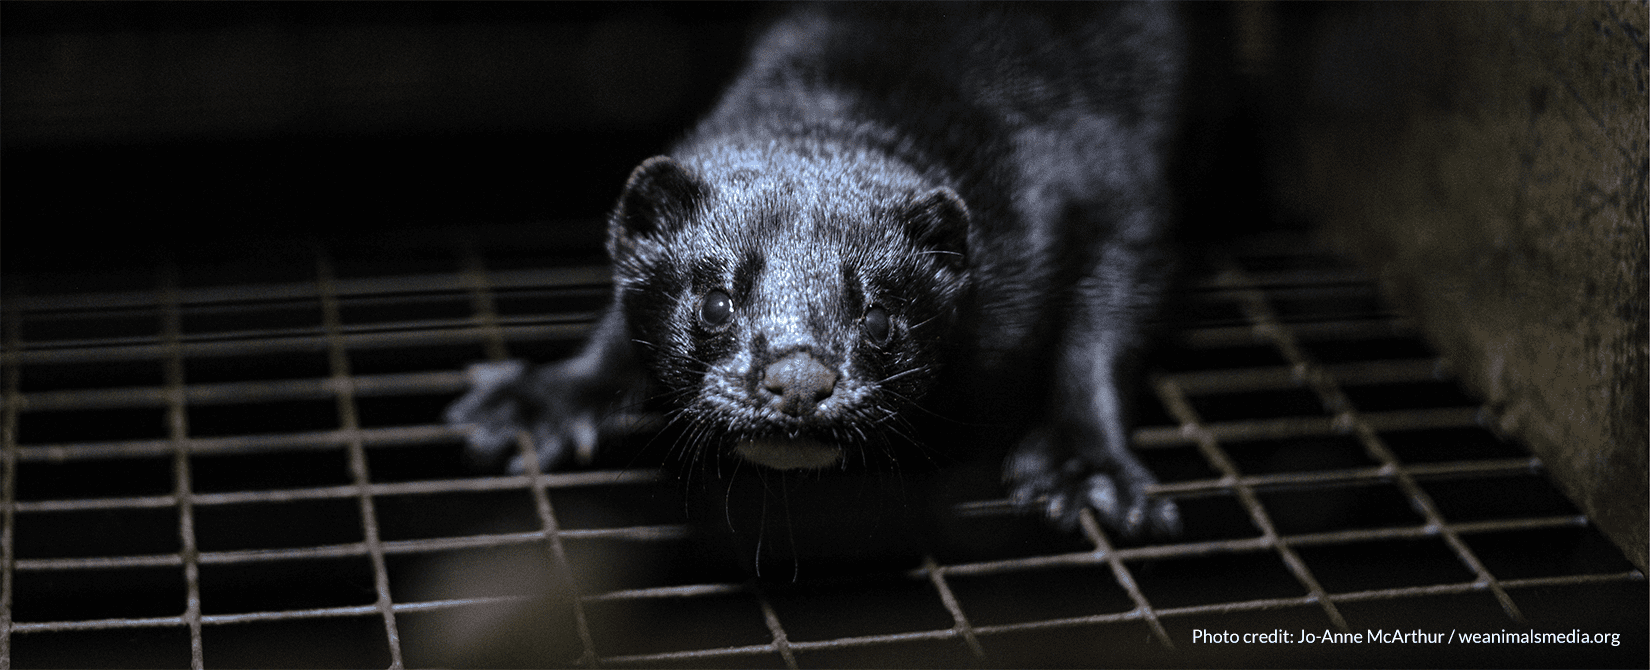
[[862, 304, 890, 345], [700, 290, 734, 328]]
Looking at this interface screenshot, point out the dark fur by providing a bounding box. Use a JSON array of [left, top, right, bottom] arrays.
[[449, 3, 1186, 541]]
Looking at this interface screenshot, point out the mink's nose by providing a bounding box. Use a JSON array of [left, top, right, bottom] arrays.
[[761, 352, 838, 416]]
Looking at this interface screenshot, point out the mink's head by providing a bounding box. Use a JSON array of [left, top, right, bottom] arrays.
[[605, 154, 970, 471]]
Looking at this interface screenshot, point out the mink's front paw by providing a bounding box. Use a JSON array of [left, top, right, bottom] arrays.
[[1005, 426, 1181, 539], [445, 360, 599, 473]]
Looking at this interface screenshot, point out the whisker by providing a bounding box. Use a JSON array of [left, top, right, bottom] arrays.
[[876, 367, 926, 385]]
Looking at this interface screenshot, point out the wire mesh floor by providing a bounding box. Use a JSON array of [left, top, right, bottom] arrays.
[[2, 223, 1643, 669]]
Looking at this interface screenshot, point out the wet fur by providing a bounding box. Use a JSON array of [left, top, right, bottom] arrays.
[[449, 3, 1187, 546]]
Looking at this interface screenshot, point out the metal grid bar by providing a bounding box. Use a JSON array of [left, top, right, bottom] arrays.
[[754, 587, 801, 668], [516, 417, 600, 667], [160, 270, 207, 670], [1, 226, 1642, 668], [920, 555, 985, 657], [3, 293, 22, 668], [315, 252, 406, 669]]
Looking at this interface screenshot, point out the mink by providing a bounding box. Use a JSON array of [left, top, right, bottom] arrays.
[[448, 3, 1193, 558]]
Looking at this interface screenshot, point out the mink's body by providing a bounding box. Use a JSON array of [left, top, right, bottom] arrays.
[[450, 3, 1189, 550]]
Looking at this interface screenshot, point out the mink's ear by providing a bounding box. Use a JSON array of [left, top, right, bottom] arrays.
[[609, 156, 708, 259], [902, 187, 969, 271]]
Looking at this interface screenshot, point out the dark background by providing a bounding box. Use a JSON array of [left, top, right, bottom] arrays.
[[3, 1, 1288, 284], [3, 2, 765, 278]]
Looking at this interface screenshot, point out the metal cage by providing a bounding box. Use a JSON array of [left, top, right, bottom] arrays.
[[2, 223, 1642, 668]]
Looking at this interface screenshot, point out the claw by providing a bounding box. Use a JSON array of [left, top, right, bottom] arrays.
[[571, 416, 600, 466], [1150, 498, 1183, 536], [1124, 503, 1146, 536], [1084, 473, 1121, 521], [1044, 493, 1067, 523]]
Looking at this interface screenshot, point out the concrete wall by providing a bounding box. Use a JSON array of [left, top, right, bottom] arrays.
[[1263, 1, 1647, 569]]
